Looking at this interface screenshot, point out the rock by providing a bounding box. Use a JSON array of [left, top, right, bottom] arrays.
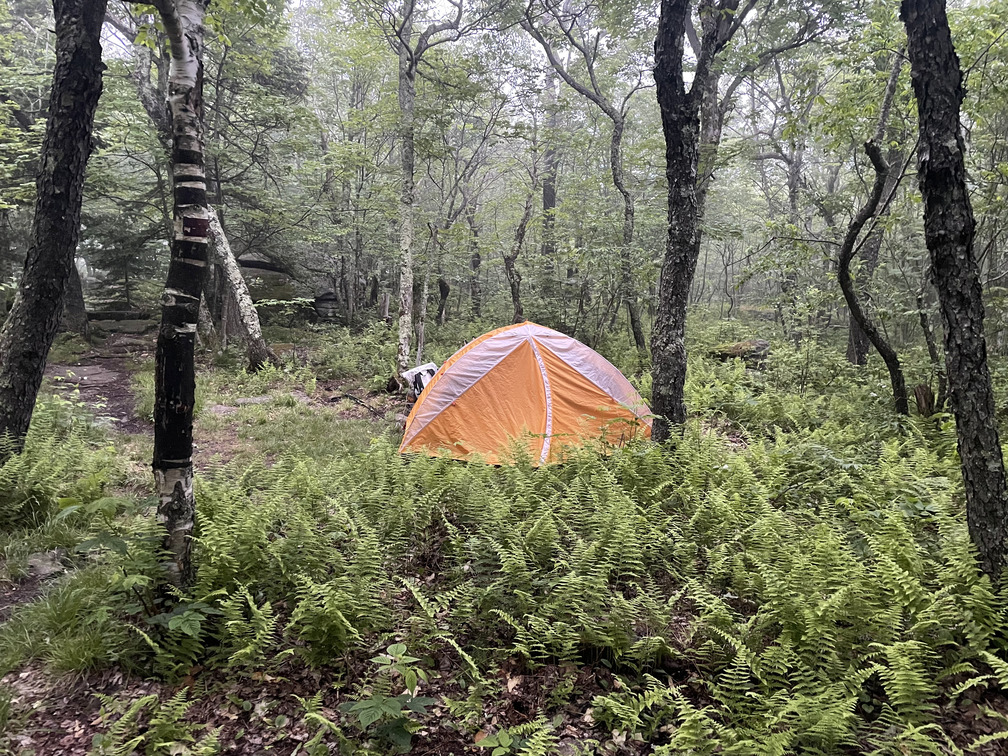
[[26, 550, 67, 579], [709, 339, 770, 368], [313, 292, 340, 320], [90, 319, 156, 335], [234, 396, 272, 406]]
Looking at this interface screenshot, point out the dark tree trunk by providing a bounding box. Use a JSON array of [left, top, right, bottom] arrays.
[[653, 1, 706, 439], [847, 52, 904, 366], [836, 142, 909, 414], [61, 264, 91, 340], [504, 189, 536, 325], [609, 118, 648, 358], [436, 276, 449, 325], [651, 0, 753, 441], [0, 0, 106, 453], [903, 0, 1008, 579], [152, 0, 211, 588], [846, 167, 897, 367]]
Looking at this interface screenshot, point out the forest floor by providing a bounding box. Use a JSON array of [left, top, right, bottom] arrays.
[[3, 321, 1008, 755]]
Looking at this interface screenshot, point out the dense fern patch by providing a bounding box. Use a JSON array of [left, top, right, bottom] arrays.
[[2, 335, 1008, 754]]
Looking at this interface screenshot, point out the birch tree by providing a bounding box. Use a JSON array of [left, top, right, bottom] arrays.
[[105, 4, 278, 372], [149, 0, 212, 586]]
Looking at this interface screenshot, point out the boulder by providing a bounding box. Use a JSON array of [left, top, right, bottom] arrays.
[[710, 339, 771, 368]]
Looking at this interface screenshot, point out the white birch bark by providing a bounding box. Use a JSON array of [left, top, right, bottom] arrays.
[[395, 1, 416, 379], [207, 207, 278, 370], [151, 0, 211, 587]]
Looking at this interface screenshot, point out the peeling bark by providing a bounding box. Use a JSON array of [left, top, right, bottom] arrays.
[[395, 2, 416, 379], [903, 0, 1008, 579], [151, 0, 211, 588], [0, 0, 106, 452]]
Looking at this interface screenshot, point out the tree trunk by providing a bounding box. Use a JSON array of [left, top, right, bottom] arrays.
[[847, 52, 904, 366], [652, 1, 703, 441], [651, 0, 751, 442], [415, 266, 429, 364], [903, 0, 1008, 579], [467, 202, 481, 318], [151, 0, 211, 588], [836, 142, 909, 414], [846, 147, 902, 365], [207, 207, 277, 371], [61, 264, 91, 340], [380, 291, 391, 322], [609, 117, 648, 358], [395, 2, 416, 380], [196, 292, 217, 350], [917, 284, 947, 411], [0, 0, 106, 453], [541, 70, 559, 294], [436, 276, 449, 325], [504, 187, 537, 325]]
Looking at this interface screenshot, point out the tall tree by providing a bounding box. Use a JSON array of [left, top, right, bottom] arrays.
[[651, 0, 754, 441], [902, 0, 1008, 579], [150, 0, 212, 586], [836, 141, 908, 415], [372, 0, 479, 379], [0, 0, 107, 453], [835, 50, 909, 415], [522, 1, 649, 356], [846, 48, 906, 366], [109, 4, 279, 372]]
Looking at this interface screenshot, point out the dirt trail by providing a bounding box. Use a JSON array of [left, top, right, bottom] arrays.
[[43, 334, 153, 434]]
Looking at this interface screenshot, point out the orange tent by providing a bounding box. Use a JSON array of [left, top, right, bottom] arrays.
[[399, 322, 652, 465]]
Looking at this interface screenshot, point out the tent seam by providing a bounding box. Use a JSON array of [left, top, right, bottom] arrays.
[[530, 339, 552, 464]]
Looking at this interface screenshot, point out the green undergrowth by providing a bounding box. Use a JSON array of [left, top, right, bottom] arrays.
[[2, 334, 1008, 753]]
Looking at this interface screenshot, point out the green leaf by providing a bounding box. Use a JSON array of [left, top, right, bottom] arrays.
[[168, 612, 202, 637], [387, 642, 407, 658]]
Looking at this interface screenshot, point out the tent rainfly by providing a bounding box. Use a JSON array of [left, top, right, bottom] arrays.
[[399, 322, 652, 465]]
